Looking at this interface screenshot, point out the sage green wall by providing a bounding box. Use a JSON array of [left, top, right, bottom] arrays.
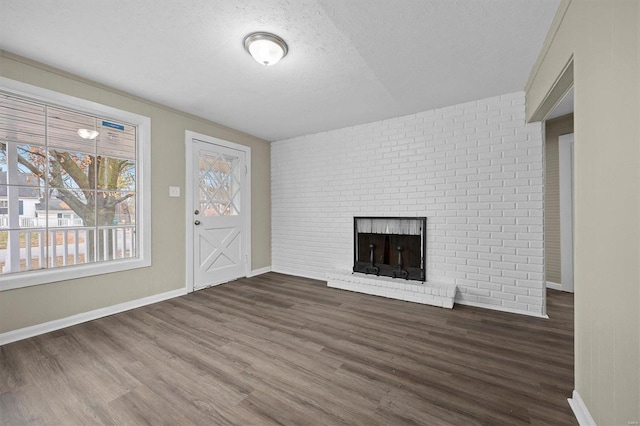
[[0, 52, 271, 334], [526, 1, 639, 424], [545, 114, 574, 285]]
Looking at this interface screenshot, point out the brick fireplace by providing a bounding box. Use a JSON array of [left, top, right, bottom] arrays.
[[272, 91, 546, 316], [328, 216, 456, 309]]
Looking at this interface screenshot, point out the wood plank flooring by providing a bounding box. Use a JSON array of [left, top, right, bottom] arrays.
[[0, 273, 576, 425]]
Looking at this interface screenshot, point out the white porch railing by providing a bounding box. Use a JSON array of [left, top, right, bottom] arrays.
[[0, 215, 84, 228], [0, 215, 36, 228], [1, 225, 136, 273]]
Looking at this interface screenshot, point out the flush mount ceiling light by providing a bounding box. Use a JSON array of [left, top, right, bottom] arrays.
[[77, 128, 99, 139], [243, 32, 288, 67]]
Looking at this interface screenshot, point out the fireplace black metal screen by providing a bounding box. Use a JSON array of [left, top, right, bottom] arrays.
[[353, 217, 426, 281]]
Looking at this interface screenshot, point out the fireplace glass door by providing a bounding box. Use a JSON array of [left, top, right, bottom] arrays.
[[353, 217, 426, 281]]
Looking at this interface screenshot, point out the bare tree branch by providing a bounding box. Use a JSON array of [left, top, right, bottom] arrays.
[[50, 150, 91, 189], [106, 192, 134, 208], [55, 188, 91, 220], [4, 148, 47, 180]]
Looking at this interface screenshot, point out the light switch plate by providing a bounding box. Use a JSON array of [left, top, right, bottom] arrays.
[[169, 186, 181, 197]]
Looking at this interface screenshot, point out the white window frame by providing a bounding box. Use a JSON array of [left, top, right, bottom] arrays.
[[0, 77, 151, 291]]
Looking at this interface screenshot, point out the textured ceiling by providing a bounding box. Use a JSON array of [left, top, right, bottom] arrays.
[[0, 0, 559, 141]]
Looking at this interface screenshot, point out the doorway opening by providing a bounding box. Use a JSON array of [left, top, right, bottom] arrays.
[[544, 88, 574, 294]]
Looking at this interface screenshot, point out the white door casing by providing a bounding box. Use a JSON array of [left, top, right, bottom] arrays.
[[558, 133, 574, 293], [185, 131, 251, 292]]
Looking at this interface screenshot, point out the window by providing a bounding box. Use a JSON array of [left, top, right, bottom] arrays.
[[198, 152, 242, 216], [0, 78, 150, 291]]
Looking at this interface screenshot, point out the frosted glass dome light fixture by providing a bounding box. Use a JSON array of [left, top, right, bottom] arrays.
[[77, 128, 99, 139], [243, 32, 288, 67]]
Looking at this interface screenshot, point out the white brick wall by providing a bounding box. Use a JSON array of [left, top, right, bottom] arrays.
[[271, 92, 545, 316]]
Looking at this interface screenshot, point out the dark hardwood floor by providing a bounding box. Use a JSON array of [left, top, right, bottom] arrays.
[[0, 273, 576, 425]]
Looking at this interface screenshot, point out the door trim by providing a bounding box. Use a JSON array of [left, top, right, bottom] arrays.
[[185, 130, 252, 292], [558, 133, 574, 293]]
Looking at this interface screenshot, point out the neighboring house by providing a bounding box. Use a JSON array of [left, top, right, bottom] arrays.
[[0, 171, 40, 227], [34, 196, 83, 227], [0, 171, 83, 228], [114, 199, 133, 225]]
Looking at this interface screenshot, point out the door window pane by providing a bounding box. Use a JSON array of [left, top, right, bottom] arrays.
[[198, 152, 241, 216]]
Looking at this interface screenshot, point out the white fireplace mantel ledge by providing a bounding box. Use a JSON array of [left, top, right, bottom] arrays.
[[326, 270, 457, 309]]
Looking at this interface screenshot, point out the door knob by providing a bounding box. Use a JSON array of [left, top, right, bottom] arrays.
[[194, 220, 201, 225], [194, 209, 199, 215]]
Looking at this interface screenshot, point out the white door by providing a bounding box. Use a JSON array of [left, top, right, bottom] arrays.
[[558, 133, 574, 293], [192, 140, 247, 290]]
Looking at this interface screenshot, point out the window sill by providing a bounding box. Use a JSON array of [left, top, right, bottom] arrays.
[[0, 257, 151, 292]]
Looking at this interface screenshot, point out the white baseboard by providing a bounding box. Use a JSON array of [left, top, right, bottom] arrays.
[[568, 390, 597, 426], [248, 266, 272, 277], [546, 281, 563, 291], [0, 287, 188, 346], [270, 267, 326, 282], [455, 299, 549, 319]]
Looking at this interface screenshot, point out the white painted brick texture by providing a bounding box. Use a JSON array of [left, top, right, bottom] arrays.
[[271, 92, 545, 316]]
